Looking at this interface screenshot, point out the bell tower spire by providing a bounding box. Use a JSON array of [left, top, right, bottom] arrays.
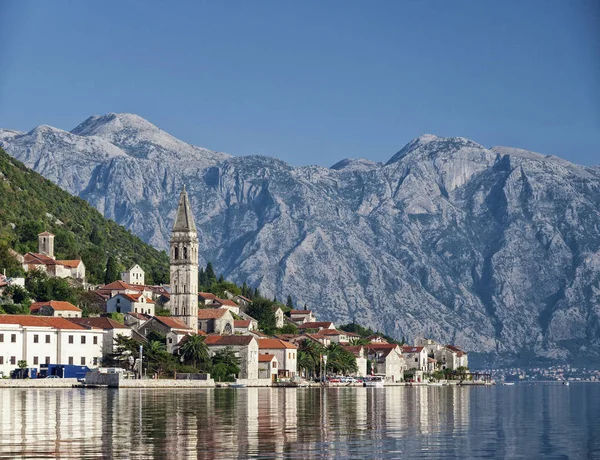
[[169, 186, 199, 331]]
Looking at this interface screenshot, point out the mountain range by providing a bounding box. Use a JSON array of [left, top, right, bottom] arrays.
[[3, 113, 600, 366]]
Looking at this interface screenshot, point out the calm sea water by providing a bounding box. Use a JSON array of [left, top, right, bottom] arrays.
[[0, 384, 599, 459]]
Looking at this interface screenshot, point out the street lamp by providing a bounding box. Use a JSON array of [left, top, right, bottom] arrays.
[[323, 355, 328, 383]]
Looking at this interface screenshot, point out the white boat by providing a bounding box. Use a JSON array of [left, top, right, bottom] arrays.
[[228, 383, 246, 389], [429, 382, 444, 386], [563, 382, 570, 386], [364, 376, 385, 388], [502, 382, 515, 386]]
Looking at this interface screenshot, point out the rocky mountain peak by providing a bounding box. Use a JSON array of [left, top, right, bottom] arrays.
[[386, 134, 487, 166]]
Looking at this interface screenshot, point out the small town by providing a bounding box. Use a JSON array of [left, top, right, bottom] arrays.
[[0, 188, 473, 389]]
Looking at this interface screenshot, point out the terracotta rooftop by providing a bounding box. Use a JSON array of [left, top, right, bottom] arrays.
[[298, 321, 334, 329], [29, 300, 81, 313], [258, 338, 297, 350], [402, 346, 425, 354], [234, 320, 251, 328], [237, 295, 252, 302], [38, 231, 54, 237], [205, 335, 255, 346], [216, 298, 238, 307], [24, 253, 57, 266], [126, 312, 152, 321], [154, 316, 193, 330], [56, 260, 82, 268], [445, 345, 465, 357], [198, 292, 218, 300], [0, 315, 87, 329], [317, 329, 346, 336], [258, 354, 276, 362], [290, 310, 312, 315], [68, 317, 129, 330], [101, 280, 143, 291], [197, 309, 228, 320]]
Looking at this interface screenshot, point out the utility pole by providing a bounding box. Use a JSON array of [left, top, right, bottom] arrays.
[[139, 345, 143, 380]]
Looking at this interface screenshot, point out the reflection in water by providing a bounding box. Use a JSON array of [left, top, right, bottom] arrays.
[[1, 385, 599, 459]]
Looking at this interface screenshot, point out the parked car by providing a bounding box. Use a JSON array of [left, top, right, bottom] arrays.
[[46, 375, 60, 379]]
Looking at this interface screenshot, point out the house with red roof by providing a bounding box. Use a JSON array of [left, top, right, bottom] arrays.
[[258, 338, 298, 379], [204, 335, 259, 381], [401, 345, 428, 371], [21, 232, 85, 281], [298, 321, 335, 331], [0, 314, 103, 376], [106, 292, 155, 316], [29, 300, 82, 318], [67, 317, 132, 357], [234, 320, 253, 334], [197, 308, 234, 335], [289, 309, 316, 324], [365, 344, 406, 382], [258, 354, 278, 383], [434, 345, 469, 370]]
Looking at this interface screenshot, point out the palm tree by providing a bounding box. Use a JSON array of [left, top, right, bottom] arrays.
[[326, 343, 358, 375], [297, 339, 325, 379], [179, 334, 210, 371]]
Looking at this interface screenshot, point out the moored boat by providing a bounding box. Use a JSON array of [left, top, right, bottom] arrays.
[[364, 376, 385, 388]]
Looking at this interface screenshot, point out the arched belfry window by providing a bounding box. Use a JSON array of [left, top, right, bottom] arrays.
[[184, 247, 188, 259], [174, 247, 179, 260]]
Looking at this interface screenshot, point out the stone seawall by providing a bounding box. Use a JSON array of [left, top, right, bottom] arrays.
[[84, 372, 215, 388], [0, 379, 78, 388]]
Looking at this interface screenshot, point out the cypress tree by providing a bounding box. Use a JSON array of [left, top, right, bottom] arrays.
[[205, 262, 217, 284], [286, 295, 294, 309], [104, 256, 119, 284]]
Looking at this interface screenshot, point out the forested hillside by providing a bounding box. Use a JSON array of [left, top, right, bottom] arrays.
[[0, 148, 169, 284]]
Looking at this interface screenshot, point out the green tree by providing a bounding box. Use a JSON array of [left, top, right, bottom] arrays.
[[104, 256, 119, 284], [211, 347, 240, 382], [246, 298, 276, 334], [278, 323, 298, 334], [205, 262, 217, 285], [18, 360, 28, 370], [325, 343, 358, 375], [297, 339, 325, 379], [179, 334, 210, 371]]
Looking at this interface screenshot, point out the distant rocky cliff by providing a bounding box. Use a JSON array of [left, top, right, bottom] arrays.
[[3, 113, 600, 366]]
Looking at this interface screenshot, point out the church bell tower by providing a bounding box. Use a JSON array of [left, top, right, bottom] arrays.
[[170, 185, 199, 331]]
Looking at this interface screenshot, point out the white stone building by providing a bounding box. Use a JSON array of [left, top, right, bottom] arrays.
[[289, 310, 316, 324], [434, 345, 469, 370], [0, 315, 103, 376], [67, 317, 132, 359], [258, 354, 278, 382], [366, 344, 406, 383], [205, 335, 259, 381], [29, 300, 82, 318], [197, 308, 234, 335], [258, 339, 298, 379], [22, 232, 85, 281], [401, 346, 429, 372], [106, 293, 155, 316], [121, 264, 145, 286]]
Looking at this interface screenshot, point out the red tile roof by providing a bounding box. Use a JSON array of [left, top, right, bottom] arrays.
[[38, 231, 54, 237], [102, 280, 140, 291], [237, 295, 252, 302], [290, 310, 312, 315], [205, 335, 255, 346], [317, 329, 346, 336], [234, 320, 251, 328], [126, 312, 151, 321], [445, 345, 465, 357], [154, 316, 192, 330], [298, 321, 334, 329], [197, 309, 228, 320], [68, 317, 129, 330], [258, 354, 276, 363], [29, 300, 81, 313], [24, 253, 57, 266], [198, 292, 218, 300], [56, 260, 82, 268], [258, 338, 297, 350], [402, 346, 425, 354], [0, 315, 87, 329]]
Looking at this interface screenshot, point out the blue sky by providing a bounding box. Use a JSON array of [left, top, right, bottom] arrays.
[[0, 0, 598, 166]]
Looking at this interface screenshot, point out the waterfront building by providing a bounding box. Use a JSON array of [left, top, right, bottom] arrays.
[[169, 186, 199, 331], [434, 345, 469, 370], [139, 316, 194, 353], [258, 338, 298, 379], [401, 346, 428, 371], [258, 354, 278, 382], [365, 344, 405, 382], [67, 317, 132, 359], [0, 315, 103, 376], [204, 335, 259, 381], [341, 345, 368, 377]]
